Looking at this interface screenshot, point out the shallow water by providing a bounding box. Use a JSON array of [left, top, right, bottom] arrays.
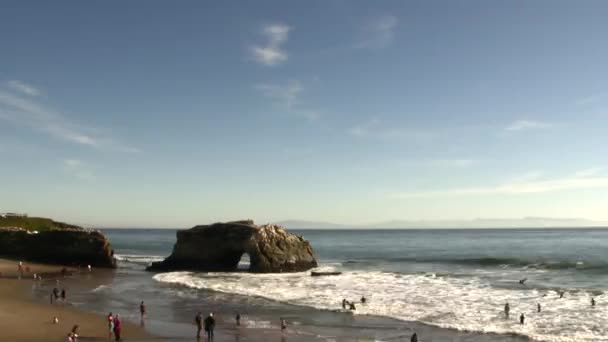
[[95, 228, 608, 342]]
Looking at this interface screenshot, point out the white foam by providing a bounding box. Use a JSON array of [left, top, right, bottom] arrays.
[[153, 268, 608, 342], [114, 254, 164, 265]]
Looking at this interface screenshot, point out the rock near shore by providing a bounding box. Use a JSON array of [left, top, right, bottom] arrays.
[[147, 220, 318, 273], [0, 226, 116, 268]]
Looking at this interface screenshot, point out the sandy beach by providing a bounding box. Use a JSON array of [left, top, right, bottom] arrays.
[[0, 258, 155, 342]]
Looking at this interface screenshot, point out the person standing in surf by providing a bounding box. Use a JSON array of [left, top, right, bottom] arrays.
[[537, 303, 541, 312], [519, 313, 525, 325], [410, 332, 418, 342], [504, 303, 510, 318], [107, 312, 114, 340], [195, 311, 203, 338], [204, 313, 215, 340]]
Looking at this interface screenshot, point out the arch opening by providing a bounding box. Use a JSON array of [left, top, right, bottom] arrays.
[[237, 252, 251, 271]]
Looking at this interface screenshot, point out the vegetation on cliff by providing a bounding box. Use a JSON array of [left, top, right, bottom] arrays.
[[0, 216, 81, 232]]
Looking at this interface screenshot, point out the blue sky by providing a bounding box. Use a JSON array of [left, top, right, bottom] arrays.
[[1, 1, 608, 228]]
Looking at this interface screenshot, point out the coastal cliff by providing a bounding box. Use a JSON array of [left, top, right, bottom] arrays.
[[147, 220, 318, 273], [0, 216, 116, 268]]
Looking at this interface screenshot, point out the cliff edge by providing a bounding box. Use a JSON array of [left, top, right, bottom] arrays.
[[0, 216, 116, 268]]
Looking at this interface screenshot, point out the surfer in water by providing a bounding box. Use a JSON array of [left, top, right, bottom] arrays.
[[410, 332, 418, 342], [559, 291, 565, 299], [520, 313, 525, 325], [361, 296, 367, 303], [591, 297, 596, 307], [349, 302, 356, 311], [519, 278, 527, 285]]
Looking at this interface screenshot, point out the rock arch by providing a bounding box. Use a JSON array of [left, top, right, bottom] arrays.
[[147, 220, 317, 273]]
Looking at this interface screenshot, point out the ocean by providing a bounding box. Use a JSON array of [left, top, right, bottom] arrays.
[[68, 228, 608, 341]]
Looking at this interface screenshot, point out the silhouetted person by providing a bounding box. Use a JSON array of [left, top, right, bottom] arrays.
[[195, 312, 202, 338], [113, 314, 122, 341], [559, 291, 565, 299], [61, 289, 66, 302], [411, 332, 418, 342], [349, 302, 356, 310], [236, 313, 241, 326], [519, 278, 527, 285], [342, 299, 347, 309], [204, 313, 215, 340], [140, 301, 146, 318], [592, 297, 596, 307], [519, 313, 525, 325], [361, 296, 367, 303], [280, 317, 287, 332], [537, 303, 541, 313], [504, 303, 510, 318]]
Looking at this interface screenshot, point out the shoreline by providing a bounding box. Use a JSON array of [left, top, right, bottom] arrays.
[[1, 256, 536, 342], [0, 258, 155, 342]]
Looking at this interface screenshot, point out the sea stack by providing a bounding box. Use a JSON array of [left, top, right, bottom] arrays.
[[147, 220, 318, 273], [0, 216, 116, 268]]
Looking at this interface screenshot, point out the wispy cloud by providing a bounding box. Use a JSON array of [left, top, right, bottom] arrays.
[[250, 24, 291, 66], [575, 167, 602, 178], [255, 80, 303, 110], [505, 120, 553, 131], [0, 81, 139, 152], [7, 80, 40, 96], [425, 159, 476, 168], [356, 15, 398, 49], [62, 158, 94, 181], [255, 80, 320, 121], [349, 119, 433, 142], [63, 159, 81, 167], [575, 94, 603, 106], [392, 169, 608, 198]]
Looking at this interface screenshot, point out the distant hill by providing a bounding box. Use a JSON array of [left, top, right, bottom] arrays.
[[273, 220, 346, 229], [0, 215, 81, 232], [274, 217, 608, 229]]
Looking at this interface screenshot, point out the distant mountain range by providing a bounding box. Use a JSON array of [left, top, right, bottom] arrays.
[[273, 217, 608, 229]]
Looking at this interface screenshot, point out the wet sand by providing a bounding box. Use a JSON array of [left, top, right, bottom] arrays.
[[0, 258, 155, 342]]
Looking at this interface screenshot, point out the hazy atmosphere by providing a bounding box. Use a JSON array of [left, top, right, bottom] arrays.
[[2, 1, 608, 228]]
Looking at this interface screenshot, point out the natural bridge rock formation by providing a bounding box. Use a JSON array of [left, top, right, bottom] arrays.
[[147, 220, 318, 273]]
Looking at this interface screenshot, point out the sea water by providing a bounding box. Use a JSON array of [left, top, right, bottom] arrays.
[[103, 228, 608, 342]]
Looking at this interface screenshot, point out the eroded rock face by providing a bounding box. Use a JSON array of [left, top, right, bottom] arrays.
[[0, 227, 116, 268], [147, 220, 318, 273]]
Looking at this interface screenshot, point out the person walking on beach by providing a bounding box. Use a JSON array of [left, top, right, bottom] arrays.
[[519, 313, 525, 325], [140, 301, 146, 319], [235, 313, 241, 326], [71, 325, 80, 341], [195, 311, 203, 338], [504, 303, 510, 318], [204, 313, 215, 340], [107, 312, 114, 340], [53, 287, 60, 302], [410, 332, 418, 342], [113, 314, 122, 341]]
